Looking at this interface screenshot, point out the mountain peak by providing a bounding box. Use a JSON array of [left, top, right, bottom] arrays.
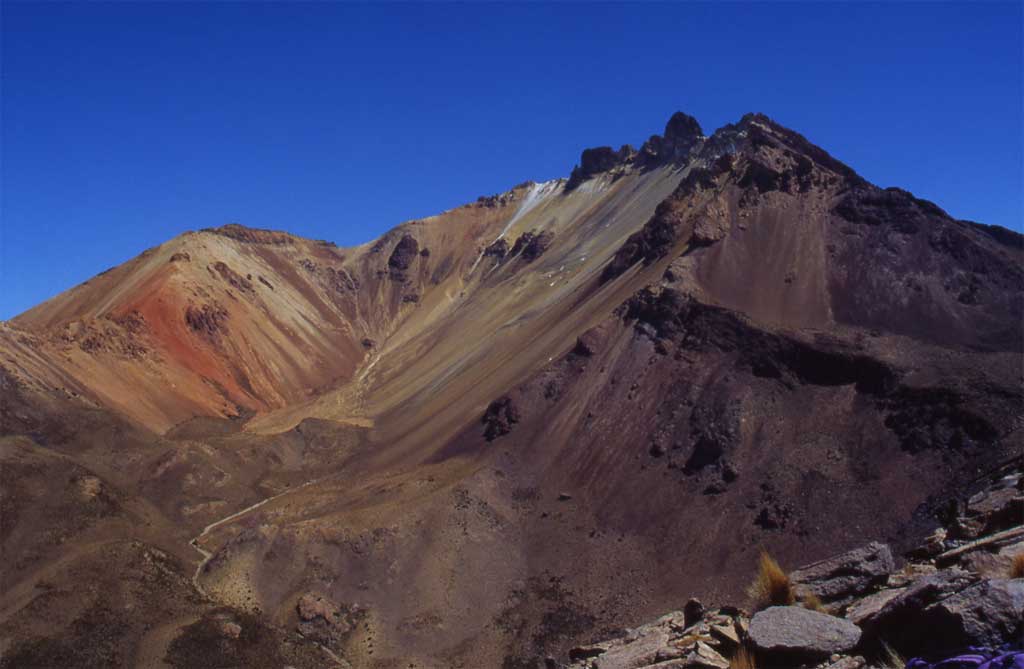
[[565, 110, 705, 190], [721, 111, 863, 183], [564, 110, 866, 193]]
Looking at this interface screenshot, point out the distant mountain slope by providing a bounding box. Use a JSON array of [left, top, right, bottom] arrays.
[[1, 111, 1021, 669]]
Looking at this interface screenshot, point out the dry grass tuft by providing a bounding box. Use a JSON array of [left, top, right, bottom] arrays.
[[1010, 553, 1024, 579], [730, 646, 758, 669], [746, 551, 795, 610], [878, 642, 906, 669], [800, 590, 827, 614]]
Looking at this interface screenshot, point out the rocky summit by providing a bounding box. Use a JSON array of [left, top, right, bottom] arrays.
[[1, 111, 1021, 668]]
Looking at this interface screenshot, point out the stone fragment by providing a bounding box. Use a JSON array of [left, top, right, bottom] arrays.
[[844, 587, 906, 626], [690, 641, 729, 669], [593, 629, 672, 669], [708, 623, 739, 651]]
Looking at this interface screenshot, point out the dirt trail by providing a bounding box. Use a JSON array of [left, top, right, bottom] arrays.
[[185, 475, 351, 667], [189, 477, 328, 597]]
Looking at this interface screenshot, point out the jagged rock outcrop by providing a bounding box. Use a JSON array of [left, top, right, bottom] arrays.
[[637, 111, 704, 167], [790, 543, 896, 608], [387, 233, 420, 282], [566, 146, 636, 191], [184, 302, 229, 337], [482, 396, 520, 441], [567, 112, 704, 192], [510, 230, 555, 262]]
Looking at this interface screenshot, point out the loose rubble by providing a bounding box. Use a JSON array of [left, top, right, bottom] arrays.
[[564, 462, 1023, 668]]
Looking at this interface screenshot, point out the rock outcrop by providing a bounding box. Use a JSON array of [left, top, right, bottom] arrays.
[[566, 146, 636, 191], [790, 543, 895, 608], [295, 592, 358, 652], [510, 230, 555, 262], [482, 396, 520, 441], [561, 461, 1024, 668], [567, 608, 738, 669], [387, 233, 420, 282], [566, 112, 704, 191]]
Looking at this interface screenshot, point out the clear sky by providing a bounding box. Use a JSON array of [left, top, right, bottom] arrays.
[[2, 2, 1021, 319]]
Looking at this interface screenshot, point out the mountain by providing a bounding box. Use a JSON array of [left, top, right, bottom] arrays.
[[1, 112, 1021, 668]]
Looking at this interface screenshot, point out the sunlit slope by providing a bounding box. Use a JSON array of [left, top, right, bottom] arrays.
[[4, 201, 520, 431], [1, 164, 684, 435], [246, 165, 687, 448]]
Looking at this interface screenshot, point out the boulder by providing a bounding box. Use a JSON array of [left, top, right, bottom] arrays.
[[749, 606, 861, 661], [921, 579, 1024, 651], [857, 568, 980, 654], [790, 542, 895, 606]]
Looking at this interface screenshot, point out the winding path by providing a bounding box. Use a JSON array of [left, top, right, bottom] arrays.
[[187, 475, 352, 666], [189, 477, 327, 596]]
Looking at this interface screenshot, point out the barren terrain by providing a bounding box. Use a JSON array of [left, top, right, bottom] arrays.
[[1, 112, 1021, 668]]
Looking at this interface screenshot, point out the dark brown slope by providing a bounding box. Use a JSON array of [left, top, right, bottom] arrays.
[[426, 114, 1024, 663]]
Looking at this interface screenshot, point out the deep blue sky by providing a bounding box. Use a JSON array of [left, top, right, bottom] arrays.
[[2, 2, 1021, 319]]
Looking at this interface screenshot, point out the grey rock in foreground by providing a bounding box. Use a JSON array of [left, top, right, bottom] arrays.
[[749, 606, 861, 660]]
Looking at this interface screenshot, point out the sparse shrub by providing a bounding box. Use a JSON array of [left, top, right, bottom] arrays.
[[1010, 553, 1024, 579], [730, 646, 758, 669], [746, 551, 795, 610]]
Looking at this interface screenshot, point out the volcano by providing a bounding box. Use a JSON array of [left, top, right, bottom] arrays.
[[1, 112, 1021, 668]]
